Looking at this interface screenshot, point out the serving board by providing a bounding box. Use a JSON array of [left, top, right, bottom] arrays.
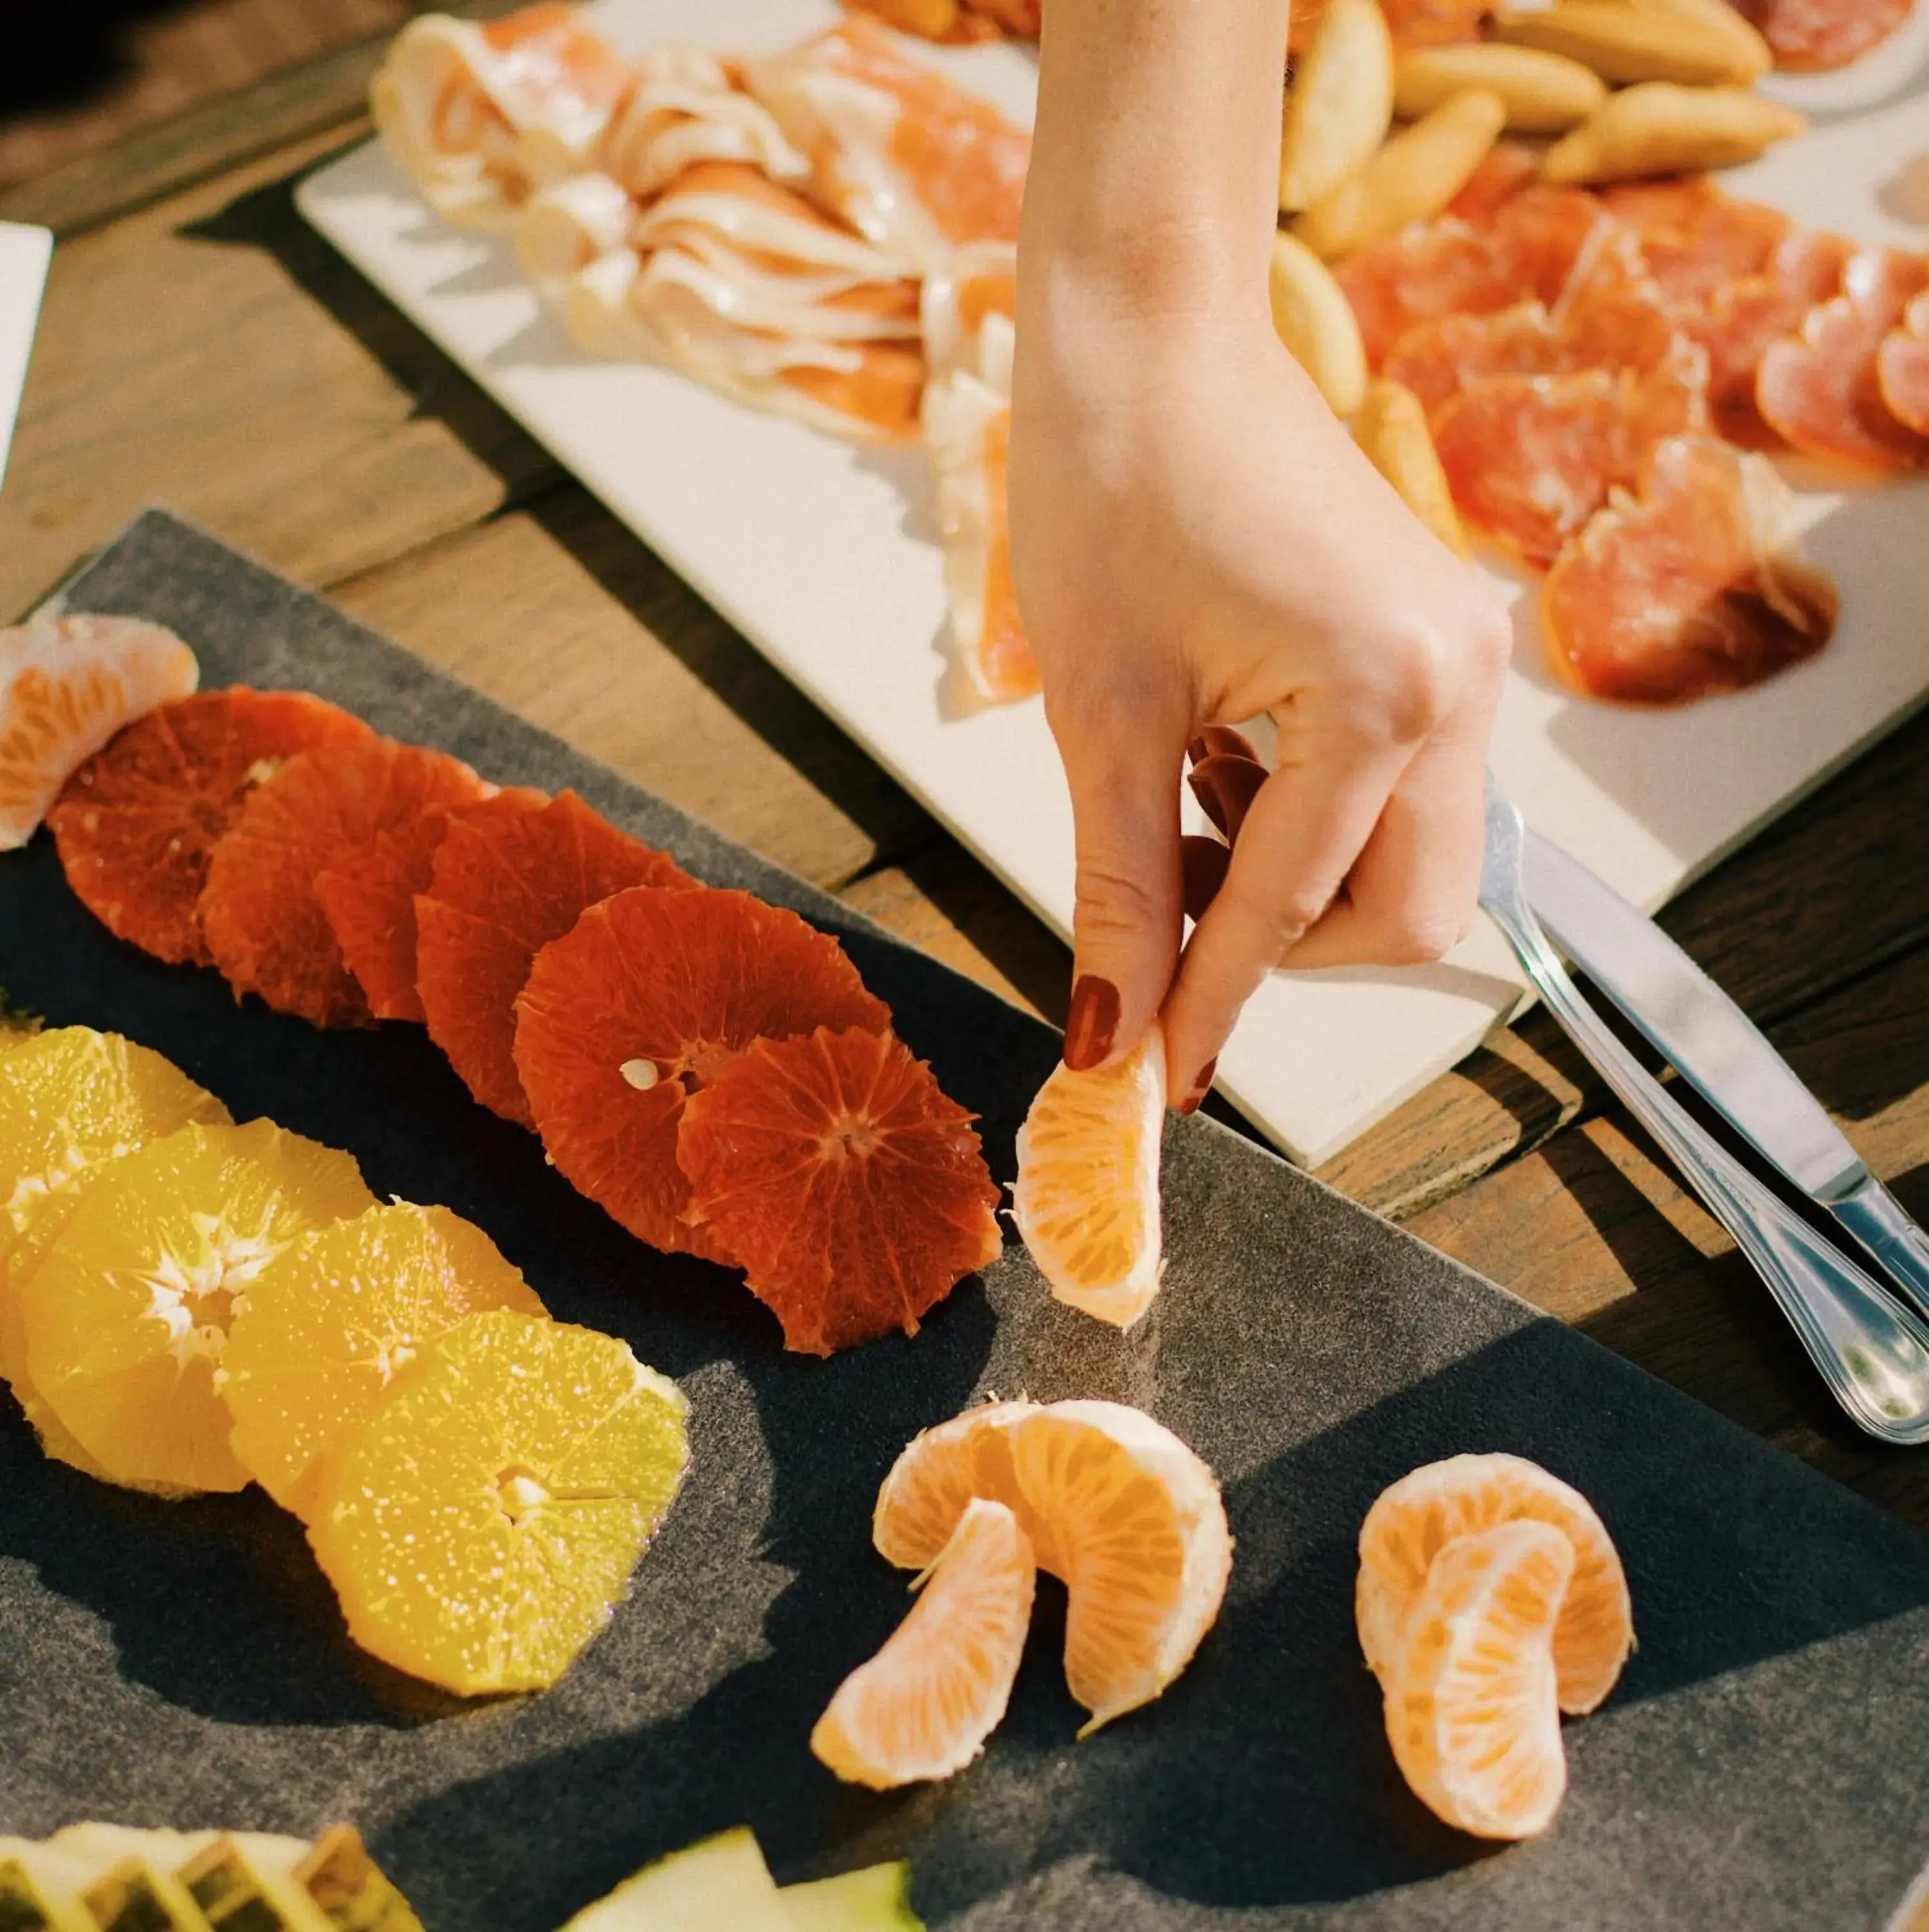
[[4, 509, 1929, 1930], [294, 0, 1929, 1166]]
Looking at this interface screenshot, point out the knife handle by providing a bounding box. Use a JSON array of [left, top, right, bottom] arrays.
[[1829, 1175, 1929, 1325]]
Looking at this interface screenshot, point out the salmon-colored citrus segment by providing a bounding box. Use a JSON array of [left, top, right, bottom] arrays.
[[0, 1028, 232, 1480], [413, 789, 695, 1126], [813, 1497, 1036, 1788], [20, 1119, 376, 1493], [679, 1025, 1003, 1355], [221, 1202, 547, 1520], [1011, 1024, 1165, 1329], [1357, 1451, 1632, 1715], [513, 884, 890, 1260], [50, 688, 377, 965], [0, 617, 200, 852], [872, 1399, 1040, 1571], [308, 1309, 690, 1695], [1382, 1519, 1574, 1839]]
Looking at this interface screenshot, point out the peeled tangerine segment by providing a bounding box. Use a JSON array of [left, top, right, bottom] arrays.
[[814, 1497, 1035, 1790], [871, 1399, 1232, 1733], [0, 1027, 232, 1483], [19, 1118, 376, 1494], [1010, 1024, 1165, 1329], [1383, 1519, 1576, 1840], [221, 1202, 547, 1520], [308, 1309, 690, 1696]]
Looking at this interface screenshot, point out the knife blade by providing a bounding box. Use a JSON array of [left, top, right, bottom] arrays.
[[1521, 826, 1929, 1320]]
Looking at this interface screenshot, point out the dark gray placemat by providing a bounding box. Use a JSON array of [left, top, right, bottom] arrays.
[[3, 509, 1926, 1932]]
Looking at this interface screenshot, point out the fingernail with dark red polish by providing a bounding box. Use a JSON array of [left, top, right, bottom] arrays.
[[1178, 1057, 1218, 1115], [1180, 833, 1230, 923], [1188, 754, 1267, 842], [1063, 974, 1120, 1071], [1190, 723, 1260, 766]]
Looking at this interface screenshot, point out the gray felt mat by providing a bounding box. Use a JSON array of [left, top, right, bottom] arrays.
[[2, 509, 1926, 1931]]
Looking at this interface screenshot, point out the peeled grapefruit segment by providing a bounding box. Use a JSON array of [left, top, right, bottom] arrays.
[[513, 885, 891, 1259], [308, 1309, 691, 1696], [678, 1025, 1002, 1354], [1011, 1025, 1165, 1329], [49, 688, 376, 965], [20, 1118, 376, 1494], [414, 789, 696, 1126], [221, 1201, 547, 1519], [0, 616, 199, 852], [1357, 1451, 1633, 1716], [199, 735, 492, 1030], [1382, 1519, 1574, 1839], [813, 1497, 1036, 1788]]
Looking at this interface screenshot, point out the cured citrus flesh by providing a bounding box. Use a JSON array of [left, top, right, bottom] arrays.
[[316, 786, 543, 1024], [414, 789, 695, 1126], [813, 1497, 1036, 1788], [1738, 0, 1911, 71], [1010, 1025, 1165, 1330], [200, 737, 492, 1029], [0, 1027, 232, 1482], [1543, 434, 1837, 705], [678, 1025, 1002, 1355], [1876, 290, 1929, 438], [870, 1398, 1232, 1732], [20, 1118, 375, 1493], [513, 884, 890, 1258], [0, 616, 199, 852], [1380, 0, 1487, 47], [221, 1202, 547, 1520], [1356, 1451, 1633, 1716], [308, 1309, 690, 1696], [49, 688, 376, 965]]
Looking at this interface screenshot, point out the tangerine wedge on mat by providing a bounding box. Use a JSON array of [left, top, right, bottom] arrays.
[[50, 688, 376, 965], [513, 885, 890, 1258], [1357, 1452, 1632, 1715], [221, 1202, 547, 1519], [813, 1497, 1036, 1788], [678, 1025, 1002, 1354], [308, 1309, 690, 1696], [414, 790, 695, 1126], [871, 1398, 1232, 1731], [1382, 1519, 1575, 1839], [0, 616, 199, 851], [0, 1027, 232, 1482], [316, 787, 543, 1023], [200, 737, 492, 1028], [1011, 1025, 1165, 1329], [20, 1118, 376, 1493]]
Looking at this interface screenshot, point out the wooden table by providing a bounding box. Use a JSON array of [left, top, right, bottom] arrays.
[[5, 19, 1927, 1533]]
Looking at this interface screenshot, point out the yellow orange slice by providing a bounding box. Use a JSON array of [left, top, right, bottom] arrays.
[[871, 1397, 1231, 1733], [813, 1497, 1036, 1788], [1382, 1518, 1574, 1839], [308, 1309, 690, 1696], [0, 615, 198, 849], [0, 1027, 232, 1480], [1357, 1452, 1632, 1714], [1010, 1025, 1165, 1328], [221, 1202, 547, 1520], [20, 1118, 376, 1493]]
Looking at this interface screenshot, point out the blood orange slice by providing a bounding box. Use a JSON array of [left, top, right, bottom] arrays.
[[513, 885, 890, 1257], [49, 688, 375, 965], [677, 1025, 1002, 1354], [200, 737, 492, 1028], [413, 790, 696, 1126]]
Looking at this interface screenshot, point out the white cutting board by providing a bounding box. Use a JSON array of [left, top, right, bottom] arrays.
[[297, 0, 1929, 1166]]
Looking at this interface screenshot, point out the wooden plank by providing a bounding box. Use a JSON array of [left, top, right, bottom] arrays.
[[0, 128, 560, 624], [328, 488, 936, 888], [1321, 705, 1929, 1217]]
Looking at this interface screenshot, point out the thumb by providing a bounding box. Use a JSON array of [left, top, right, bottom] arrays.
[[1052, 697, 1189, 1074]]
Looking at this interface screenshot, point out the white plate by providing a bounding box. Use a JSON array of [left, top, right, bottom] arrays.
[[297, 0, 1929, 1164], [0, 223, 52, 493]]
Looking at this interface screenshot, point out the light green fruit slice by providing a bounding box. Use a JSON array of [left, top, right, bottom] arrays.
[[559, 1829, 790, 1931], [780, 1863, 923, 1931]]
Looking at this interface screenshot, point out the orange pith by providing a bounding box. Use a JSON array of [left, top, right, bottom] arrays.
[[308, 1309, 690, 1696], [19, 1119, 377, 1493], [221, 1202, 547, 1520], [813, 1496, 1036, 1788]]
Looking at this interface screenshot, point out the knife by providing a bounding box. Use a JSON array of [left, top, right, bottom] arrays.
[[1521, 828, 1929, 1322]]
